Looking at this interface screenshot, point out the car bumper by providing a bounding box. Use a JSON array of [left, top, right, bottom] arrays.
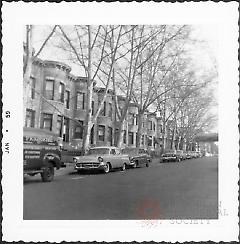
[[162, 157, 177, 161], [74, 162, 104, 170]]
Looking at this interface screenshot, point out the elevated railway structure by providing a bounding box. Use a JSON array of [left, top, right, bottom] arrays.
[[195, 133, 218, 142]]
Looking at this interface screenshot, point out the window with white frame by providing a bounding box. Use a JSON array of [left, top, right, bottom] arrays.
[[59, 82, 65, 103], [45, 79, 54, 100], [25, 109, 35, 128], [98, 125, 105, 141], [41, 113, 53, 131]]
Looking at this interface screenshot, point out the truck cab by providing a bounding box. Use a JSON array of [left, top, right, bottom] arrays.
[[23, 127, 62, 182]]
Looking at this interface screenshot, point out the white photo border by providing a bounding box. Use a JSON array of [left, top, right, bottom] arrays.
[[2, 2, 239, 242]]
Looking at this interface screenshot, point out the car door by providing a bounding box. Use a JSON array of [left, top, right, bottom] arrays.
[[137, 149, 145, 165], [114, 148, 123, 167], [109, 148, 117, 169]]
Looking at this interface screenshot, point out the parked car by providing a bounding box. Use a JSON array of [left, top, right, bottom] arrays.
[[186, 151, 192, 159], [181, 151, 188, 160], [160, 150, 181, 163], [176, 150, 185, 161], [122, 148, 152, 168], [191, 151, 198, 158], [73, 146, 130, 174]]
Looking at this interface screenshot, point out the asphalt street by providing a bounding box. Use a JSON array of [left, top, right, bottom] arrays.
[[24, 156, 218, 220]]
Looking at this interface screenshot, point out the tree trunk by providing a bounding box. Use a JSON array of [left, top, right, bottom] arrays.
[[171, 126, 176, 150], [82, 26, 93, 154], [136, 112, 144, 148], [176, 136, 181, 150], [116, 120, 125, 148]]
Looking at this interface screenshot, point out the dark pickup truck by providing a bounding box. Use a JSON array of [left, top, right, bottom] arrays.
[[23, 127, 62, 182]]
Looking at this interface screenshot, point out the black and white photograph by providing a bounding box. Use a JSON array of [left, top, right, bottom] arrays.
[[2, 2, 239, 242]]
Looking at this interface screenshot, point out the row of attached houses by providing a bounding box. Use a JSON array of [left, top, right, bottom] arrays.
[[24, 57, 177, 151]]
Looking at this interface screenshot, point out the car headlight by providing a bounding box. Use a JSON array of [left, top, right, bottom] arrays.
[[73, 157, 78, 163], [98, 157, 103, 162]]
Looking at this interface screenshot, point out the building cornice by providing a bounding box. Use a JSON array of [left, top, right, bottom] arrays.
[[44, 60, 71, 73]]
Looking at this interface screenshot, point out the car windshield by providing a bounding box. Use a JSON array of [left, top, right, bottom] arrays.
[[87, 148, 110, 155]]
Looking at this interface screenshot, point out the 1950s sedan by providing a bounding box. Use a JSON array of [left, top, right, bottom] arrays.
[[122, 148, 152, 168], [73, 146, 130, 174]]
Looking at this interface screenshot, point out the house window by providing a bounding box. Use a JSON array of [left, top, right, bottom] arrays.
[[148, 121, 153, 130], [108, 127, 112, 145], [128, 132, 134, 145], [100, 101, 106, 116], [153, 137, 157, 148], [108, 103, 112, 119], [25, 109, 35, 128], [142, 121, 145, 128], [98, 125, 105, 141], [90, 125, 94, 144], [63, 118, 69, 142], [45, 79, 54, 100], [141, 135, 145, 145], [128, 113, 134, 125], [65, 90, 70, 109], [123, 130, 126, 144], [76, 92, 85, 110], [148, 136, 153, 146], [57, 115, 63, 137], [59, 83, 65, 103], [91, 101, 94, 116], [41, 113, 53, 131], [74, 121, 84, 139], [153, 122, 156, 131], [135, 115, 138, 125], [30, 77, 36, 99], [115, 128, 119, 143]]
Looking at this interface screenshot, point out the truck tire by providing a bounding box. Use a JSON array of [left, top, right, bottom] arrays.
[[41, 163, 54, 182]]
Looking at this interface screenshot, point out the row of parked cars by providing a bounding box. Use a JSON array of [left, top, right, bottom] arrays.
[[160, 150, 203, 163], [73, 146, 204, 174], [73, 146, 152, 174]]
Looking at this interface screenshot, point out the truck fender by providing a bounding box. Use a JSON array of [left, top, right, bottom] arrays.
[[43, 153, 61, 169]]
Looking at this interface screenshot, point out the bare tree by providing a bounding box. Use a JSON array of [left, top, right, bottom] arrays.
[[120, 25, 194, 148], [174, 88, 217, 150], [151, 55, 216, 152], [57, 25, 127, 152], [112, 25, 165, 147]]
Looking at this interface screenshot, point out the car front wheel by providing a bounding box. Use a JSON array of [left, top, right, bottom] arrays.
[[103, 163, 110, 173]]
